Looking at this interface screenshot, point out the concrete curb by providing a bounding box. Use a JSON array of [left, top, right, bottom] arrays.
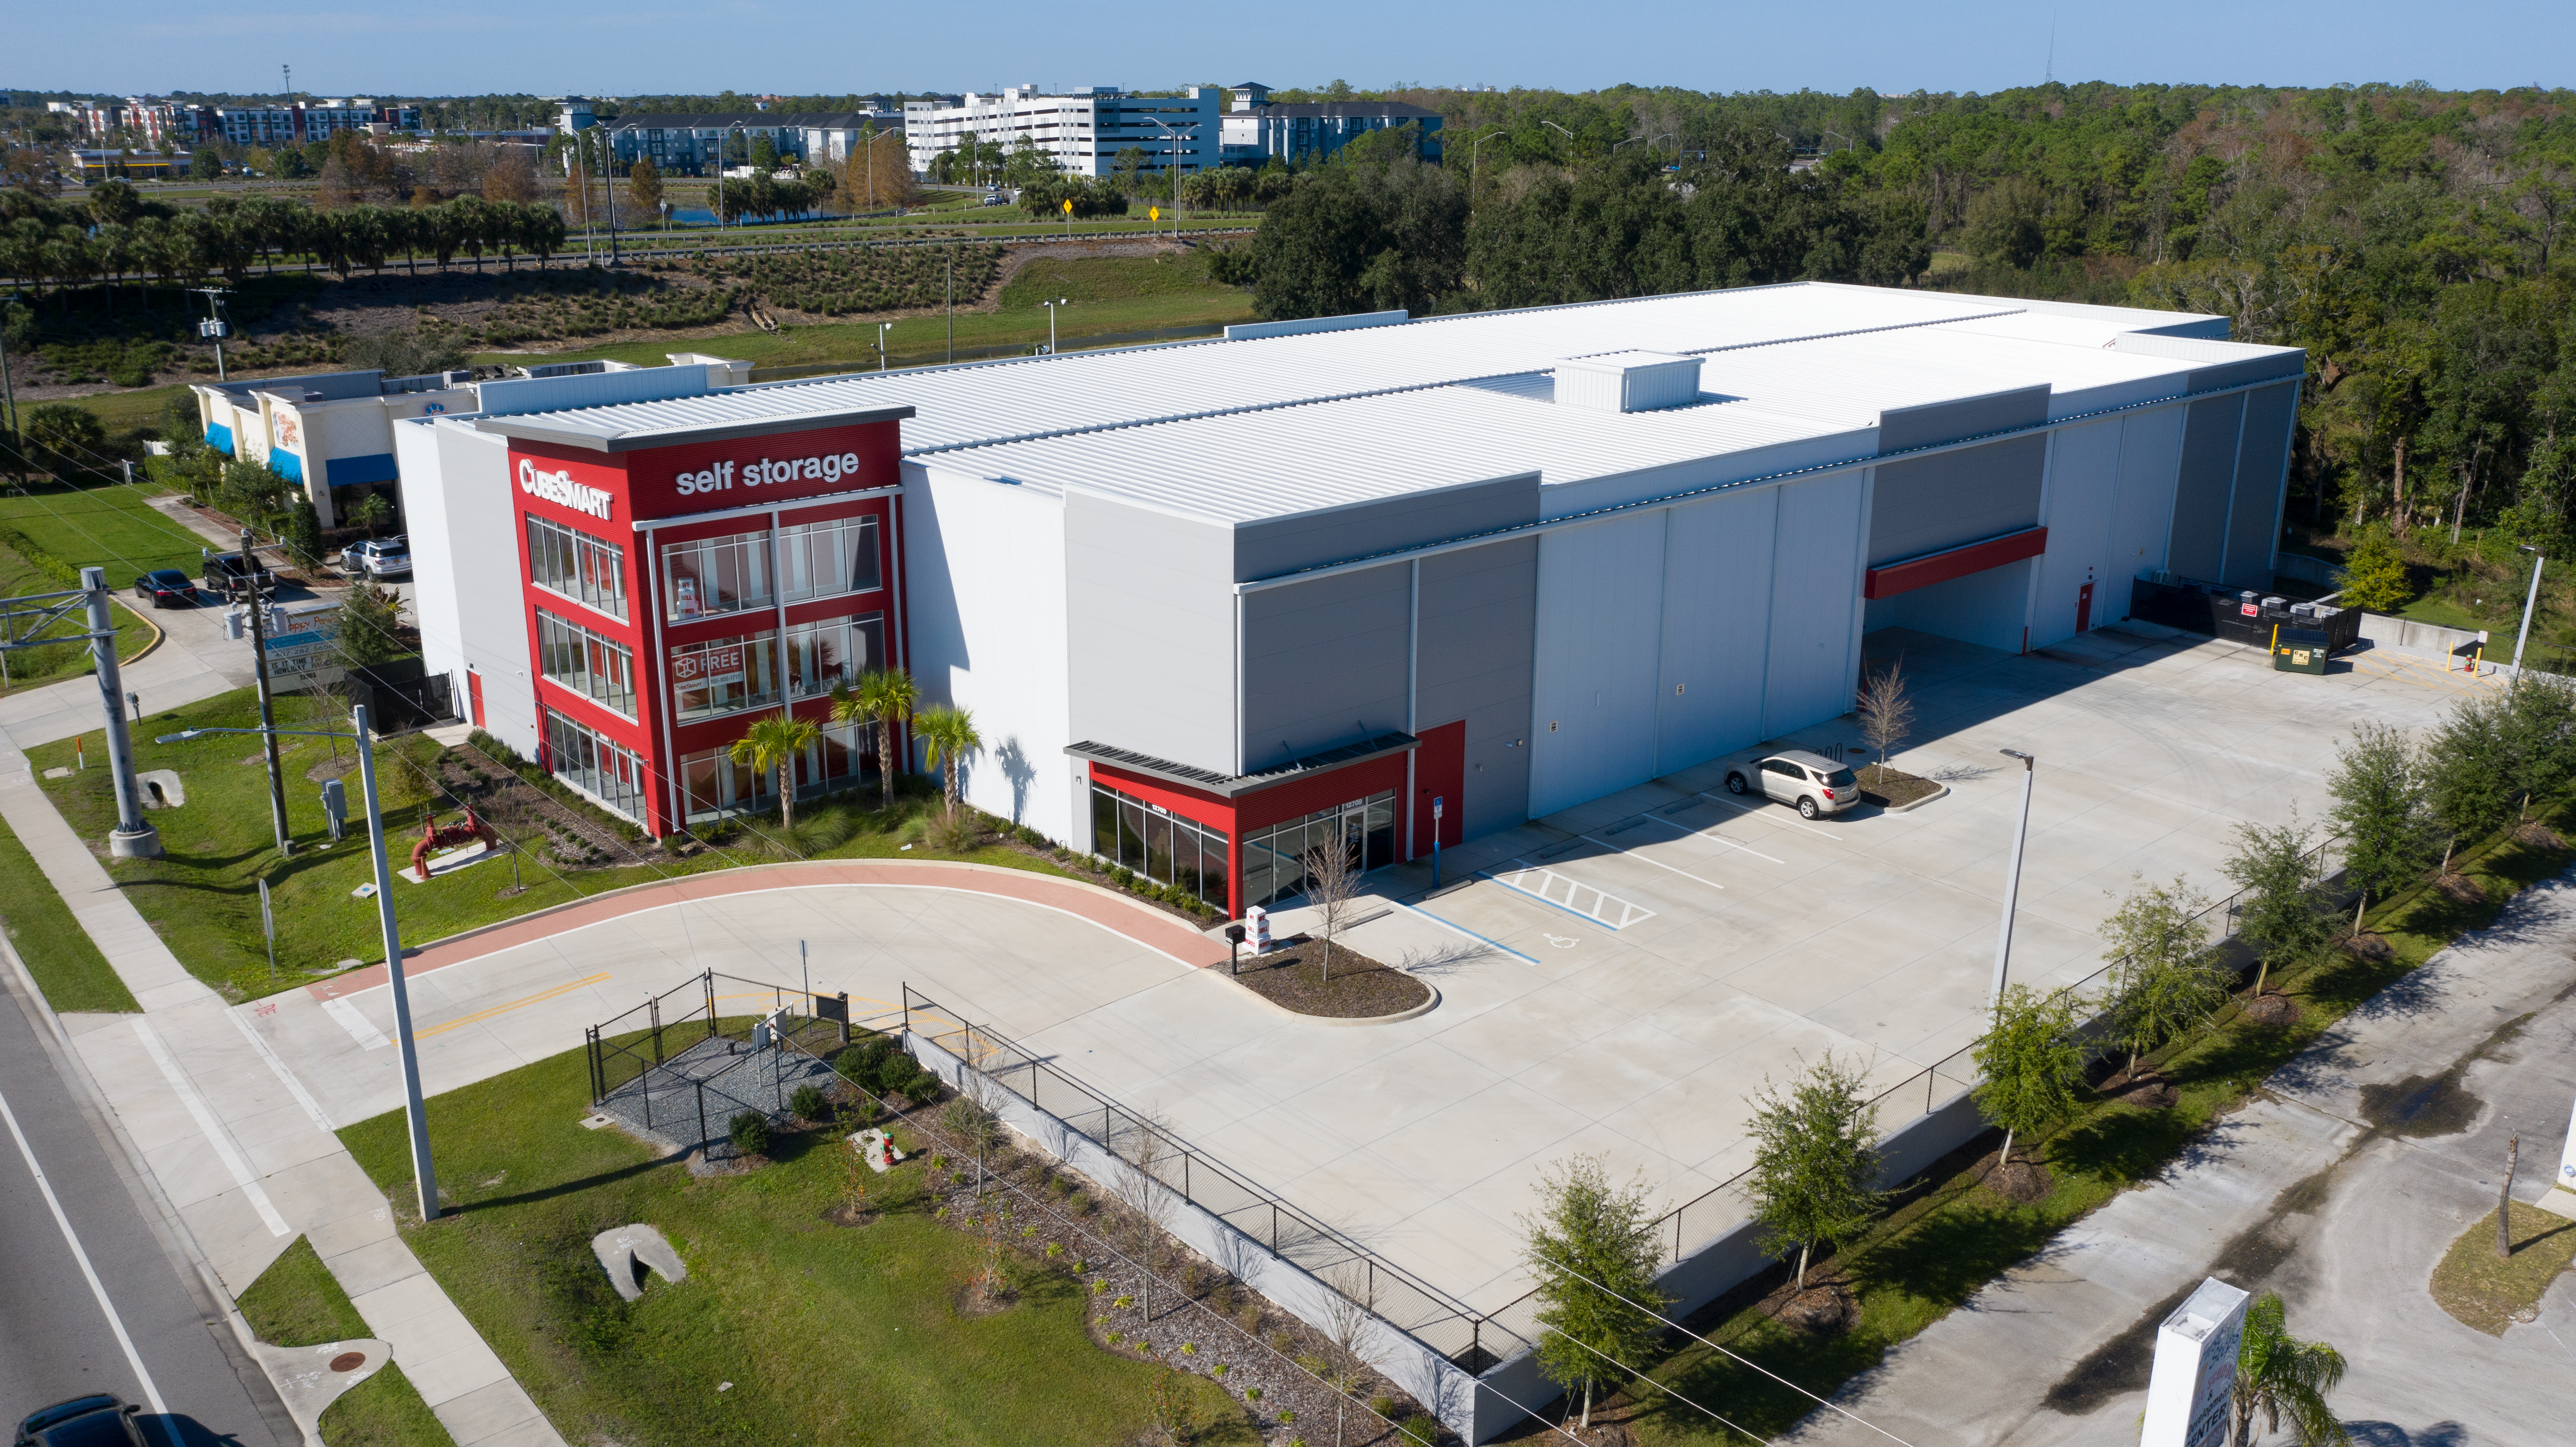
[[1875, 781, 1951, 814], [1195, 960, 1442, 1028]]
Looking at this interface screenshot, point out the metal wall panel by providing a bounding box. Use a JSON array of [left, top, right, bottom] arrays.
[[1528, 513, 1667, 818], [1416, 540, 1538, 841], [2031, 418, 2123, 649], [1866, 434, 2048, 566], [1239, 565, 1412, 773], [419, 421, 538, 763], [1875, 384, 2051, 451], [1063, 492, 1239, 775], [2220, 382, 2297, 589], [1765, 472, 1869, 736], [2166, 395, 2245, 581], [1233, 472, 1538, 581], [2107, 406, 2187, 593], [1862, 557, 2034, 654], [1656, 486, 1778, 770], [908, 467, 1073, 839]]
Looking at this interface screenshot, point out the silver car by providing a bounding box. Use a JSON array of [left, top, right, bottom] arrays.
[[1722, 749, 1860, 819]]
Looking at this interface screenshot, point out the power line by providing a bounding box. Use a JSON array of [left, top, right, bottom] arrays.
[[1535, 1319, 1777, 1445]]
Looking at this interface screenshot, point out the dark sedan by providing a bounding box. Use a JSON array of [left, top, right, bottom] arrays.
[[132, 569, 199, 608], [13, 1395, 147, 1447]]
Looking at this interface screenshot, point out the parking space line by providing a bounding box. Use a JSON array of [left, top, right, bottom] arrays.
[[1491, 863, 1657, 929], [1393, 901, 1541, 965], [1635, 811, 1789, 864], [1696, 789, 1849, 841], [1578, 834, 1728, 892]]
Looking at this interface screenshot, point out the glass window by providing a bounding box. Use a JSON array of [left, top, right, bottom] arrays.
[[662, 529, 770, 620], [526, 515, 627, 620], [1238, 789, 1397, 909], [778, 515, 882, 602], [535, 609, 635, 716], [783, 611, 885, 699], [1089, 782, 1227, 904], [542, 707, 647, 822], [668, 630, 778, 720]]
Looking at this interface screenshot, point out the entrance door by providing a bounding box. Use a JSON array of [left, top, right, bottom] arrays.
[[2075, 582, 2094, 634], [466, 669, 485, 728]]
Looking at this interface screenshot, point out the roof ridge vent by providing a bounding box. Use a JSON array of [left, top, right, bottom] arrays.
[[1553, 351, 1703, 412]]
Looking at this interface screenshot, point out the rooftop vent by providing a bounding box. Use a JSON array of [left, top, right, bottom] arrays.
[[1554, 352, 1703, 413]]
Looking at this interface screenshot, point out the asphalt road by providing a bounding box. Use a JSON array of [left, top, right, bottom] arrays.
[[0, 964, 297, 1447]]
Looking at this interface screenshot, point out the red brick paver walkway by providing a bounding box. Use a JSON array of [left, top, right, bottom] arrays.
[[307, 860, 1228, 1001]]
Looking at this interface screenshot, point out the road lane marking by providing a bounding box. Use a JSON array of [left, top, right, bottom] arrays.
[[322, 995, 390, 1051], [132, 1018, 290, 1237], [0, 1077, 173, 1423]]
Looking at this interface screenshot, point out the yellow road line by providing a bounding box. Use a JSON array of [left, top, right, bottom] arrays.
[[417, 972, 613, 1039]]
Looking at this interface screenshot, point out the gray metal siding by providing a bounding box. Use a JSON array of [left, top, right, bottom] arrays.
[[1766, 472, 1869, 735], [1063, 492, 1239, 775], [1866, 434, 2048, 567], [1232, 472, 1538, 582], [2166, 395, 2245, 581], [1416, 539, 1536, 840], [2108, 406, 2187, 590], [1657, 486, 1778, 770], [2220, 382, 2297, 589], [1875, 384, 2050, 452], [1528, 513, 1667, 818], [1239, 565, 1412, 773]]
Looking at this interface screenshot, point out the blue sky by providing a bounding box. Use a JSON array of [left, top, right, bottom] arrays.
[[16, 1, 2569, 98]]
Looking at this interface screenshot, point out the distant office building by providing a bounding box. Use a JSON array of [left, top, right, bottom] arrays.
[[1219, 82, 1443, 165], [66, 98, 188, 146], [70, 149, 192, 181], [902, 86, 1219, 180], [591, 112, 895, 176]]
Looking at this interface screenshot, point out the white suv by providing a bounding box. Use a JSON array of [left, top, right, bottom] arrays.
[[342, 536, 412, 579], [1723, 750, 1860, 819]]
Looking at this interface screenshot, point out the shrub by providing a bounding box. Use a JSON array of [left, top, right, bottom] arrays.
[[789, 1083, 830, 1121], [875, 1050, 922, 1095], [728, 1110, 773, 1158], [904, 1076, 941, 1107], [1015, 824, 1048, 848], [1398, 1413, 1440, 1443], [1370, 1395, 1396, 1418]]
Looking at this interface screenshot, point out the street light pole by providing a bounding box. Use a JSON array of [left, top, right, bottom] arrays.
[[240, 528, 290, 857], [2514, 545, 2545, 675], [1990, 749, 2036, 1007], [159, 707, 440, 1222], [1042, 296, 1066, 354]]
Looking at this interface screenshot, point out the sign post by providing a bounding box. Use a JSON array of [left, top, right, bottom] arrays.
[[2140, 1277, 2249, 1447], [1432, 796, 1445, 888], [257, 877, 277, 981]]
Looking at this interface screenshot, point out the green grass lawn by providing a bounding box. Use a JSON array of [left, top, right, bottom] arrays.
[[40, 382, 199, 436], [338, 1041, 1253, 1447], [0, 807, 137, 1012], [30, 686, 1079, 1002], [1604, 795, 2576, 1444], [0, 536, 158, 694], [235, 1236, 454, 1446], [0, 475, 208, 581], [473, 253, 1252, 374]]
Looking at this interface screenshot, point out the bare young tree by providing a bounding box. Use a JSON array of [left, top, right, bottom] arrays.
[[1109, 1107, 1180, 1325], [1857, 660, 1915, 776], [1303, 835, 1359, 985], [941, 1032, 1011, 1199], [1320, 1262, 1381, 1447]]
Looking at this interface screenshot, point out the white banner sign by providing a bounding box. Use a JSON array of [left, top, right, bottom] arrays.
[[2141, 1277, 2249, 1447]]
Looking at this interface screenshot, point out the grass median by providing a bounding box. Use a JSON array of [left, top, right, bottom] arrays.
[[236, 1235, 453, 1446], [338, 1039, 1252, 1446], [30, 686, 1076, 1003], [1575, 794, 2576, 1445], [0, 807, 137, 1012]]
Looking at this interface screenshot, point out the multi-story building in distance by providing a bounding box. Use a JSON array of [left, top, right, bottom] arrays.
[[901, 87, 1219, 180], [1218, 82, 1443, 165]]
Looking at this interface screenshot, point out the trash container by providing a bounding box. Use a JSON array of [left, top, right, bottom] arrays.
[[2273, 626, 2330, 675]]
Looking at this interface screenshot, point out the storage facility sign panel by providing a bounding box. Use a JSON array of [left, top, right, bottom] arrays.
[[621, 420, 903, 521]]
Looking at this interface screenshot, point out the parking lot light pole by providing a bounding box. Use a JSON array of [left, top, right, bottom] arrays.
[[2514, 546, 2544, 674], [158, 705, 440, 1223], [1990, 749, 2036, 1007]]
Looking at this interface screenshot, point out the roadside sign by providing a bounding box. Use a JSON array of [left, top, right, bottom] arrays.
[[1061, 198, 1073, 214], [1149, 206, 1160, 221], [259, 877, 273, 942]]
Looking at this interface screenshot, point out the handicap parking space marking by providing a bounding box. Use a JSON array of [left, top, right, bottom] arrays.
[[1490, 861, 1657, 930], [1394, 900, 1542, 965]]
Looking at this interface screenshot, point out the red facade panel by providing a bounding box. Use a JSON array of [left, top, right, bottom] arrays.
[[1863, 526, 2049, 600], [1411, 720, 1465, 854]]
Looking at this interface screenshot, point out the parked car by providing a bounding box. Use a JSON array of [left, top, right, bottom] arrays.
[[1722, 749, 1860, 819], [199, 549, 272, 598], [131, 569, 200, 608], [14, 1395, 147, 1447], [343, 536, 411, 579]]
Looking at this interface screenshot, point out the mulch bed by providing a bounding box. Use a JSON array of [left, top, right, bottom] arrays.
[[2514, 819, 2568, 849], [1763, 1276, 1860, 1335], [2100, 1067, 2180, 1110], [2436, 871, 2489, 904], [434, 743, 664, 871], [1222, 938, 1431, 1019], [2343, 931, 2395, 963], [1982, 1153, 2055, 1203], [1856, 762, 1941, 808], [2243, 990, 2300, 1027]]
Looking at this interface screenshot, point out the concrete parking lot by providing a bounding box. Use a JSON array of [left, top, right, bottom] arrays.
[[250, 620, 2507, 1335]]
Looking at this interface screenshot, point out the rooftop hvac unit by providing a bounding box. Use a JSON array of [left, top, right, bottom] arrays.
[[1553, 352, 1704, 413]]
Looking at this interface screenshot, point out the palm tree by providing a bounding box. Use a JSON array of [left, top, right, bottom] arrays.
[[730, 714, 822, 831], [912, 704, 982, 812], [831, 668, 917, 810], [2231, 1292, 2349, 1447]]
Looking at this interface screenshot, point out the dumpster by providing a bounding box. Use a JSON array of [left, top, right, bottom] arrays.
[[2273, 626, 2330, 674]]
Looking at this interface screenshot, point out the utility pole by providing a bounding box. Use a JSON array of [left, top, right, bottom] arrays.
[[2514, 546, 2545, 675], [1989, 748, 2036, 1006], [193, 288, 231, 380], [82, 567, 161, 859], [945, 246, 954, 363], [0, 317, 20, 491], [241, 528, 291, 856]]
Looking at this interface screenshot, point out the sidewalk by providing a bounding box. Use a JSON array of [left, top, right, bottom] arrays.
[[0, 770, 561, 1447]]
